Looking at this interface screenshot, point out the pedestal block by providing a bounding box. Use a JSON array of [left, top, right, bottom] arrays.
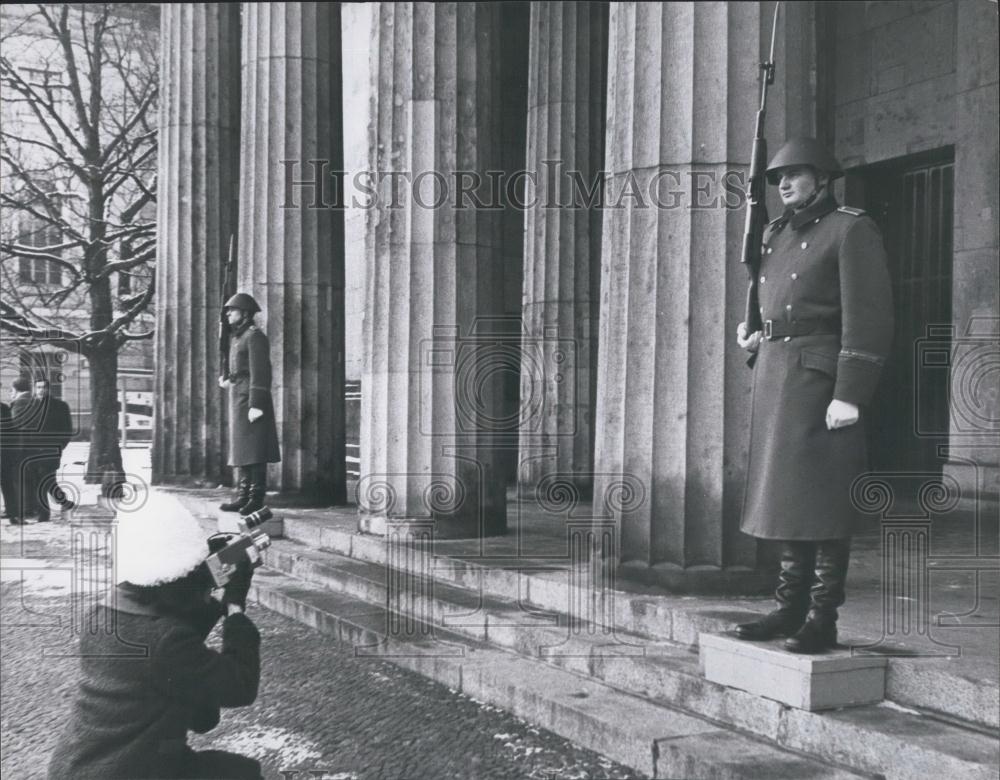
[[699, 632, 887, 711]]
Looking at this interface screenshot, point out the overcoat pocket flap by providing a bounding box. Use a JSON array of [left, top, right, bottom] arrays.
[[800, 348, 838, 378]]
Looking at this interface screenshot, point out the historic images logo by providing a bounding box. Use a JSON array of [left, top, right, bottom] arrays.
[[281, 158, 750, 212]]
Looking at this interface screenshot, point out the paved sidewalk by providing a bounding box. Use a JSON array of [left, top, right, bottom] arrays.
[[1, 568, 637, 780]]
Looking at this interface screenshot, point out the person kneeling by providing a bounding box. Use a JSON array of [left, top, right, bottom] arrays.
[[48, 491, 263, 779]]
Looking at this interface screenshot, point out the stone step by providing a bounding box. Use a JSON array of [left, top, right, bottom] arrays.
[[281, 515, 999, 732], [170, 493, 999, 732], [262, 540, 1000, 780], [248, 564, 870, 780]]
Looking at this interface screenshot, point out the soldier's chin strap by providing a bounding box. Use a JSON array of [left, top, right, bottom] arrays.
[[794, 185, 823, 213], [793, 175, 831, 214]]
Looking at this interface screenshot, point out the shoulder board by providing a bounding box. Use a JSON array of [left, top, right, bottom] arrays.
[[767, 215, 785, 226], [837, 206, 866, 217]]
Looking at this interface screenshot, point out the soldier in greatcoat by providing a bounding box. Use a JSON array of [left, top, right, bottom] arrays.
[[734, 138, 894, 653], [218, 293, 281, 515]]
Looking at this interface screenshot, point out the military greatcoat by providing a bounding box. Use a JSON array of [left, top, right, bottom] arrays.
[[227, 322, 281, 467], [741, 191, 893, 540]]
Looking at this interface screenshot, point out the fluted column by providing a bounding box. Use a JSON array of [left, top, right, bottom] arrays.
[[518, 2, 608, 495], [154, 3, 240, 486], [238, 2, 345, 500], [360, 3, 507, 538], [593, 2, 773, 590], [944, 0, 1000, 498]]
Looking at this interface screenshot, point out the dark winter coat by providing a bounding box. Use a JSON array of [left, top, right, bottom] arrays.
[[8, 395, 39, 454], [741, 191, 893, 540], [6, 395, 73, 455], [0, 402, 12, 503], [227, 322, 281, 467], [47, 588, 260, 779]]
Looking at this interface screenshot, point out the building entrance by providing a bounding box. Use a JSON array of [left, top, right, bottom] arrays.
[[849, 148, 955, 474]]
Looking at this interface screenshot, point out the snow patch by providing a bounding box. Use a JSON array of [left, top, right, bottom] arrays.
[[210, 725, 323, 766]]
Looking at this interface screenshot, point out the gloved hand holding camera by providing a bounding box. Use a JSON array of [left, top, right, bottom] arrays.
[[222, 557, 254, 611], [207, 533, 255, 610]]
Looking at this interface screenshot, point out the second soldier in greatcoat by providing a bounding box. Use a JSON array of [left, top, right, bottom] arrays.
[[734, 138, 894, 653], [218, 293, 281, 515]]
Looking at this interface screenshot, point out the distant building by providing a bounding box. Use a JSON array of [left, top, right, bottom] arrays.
[[0, 3, 158, 439]]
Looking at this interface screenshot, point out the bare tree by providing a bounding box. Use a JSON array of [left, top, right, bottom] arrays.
[[0, 3, 157, 487]]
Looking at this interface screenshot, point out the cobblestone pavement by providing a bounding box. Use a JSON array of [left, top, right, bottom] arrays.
[[1, 528, 640, 780]]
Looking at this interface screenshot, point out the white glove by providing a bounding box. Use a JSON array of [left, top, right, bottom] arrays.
[[736, 322, 762, 353], [248, 407, 263, 423], [826, 399, 859, 430], [218, 376, 232, 389]]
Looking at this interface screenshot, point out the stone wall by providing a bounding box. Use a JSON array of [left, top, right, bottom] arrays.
[[831, 0, 957, 166]]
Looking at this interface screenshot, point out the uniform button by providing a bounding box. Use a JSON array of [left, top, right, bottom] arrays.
[[767, 247, 773, 254], [759, 276, 766, 284], [786, 304, 792, 311], [801, 242, 808, 249], [814, 218, 820, 224], [791, 272, 798, 280], [783, 336, 791, 342]]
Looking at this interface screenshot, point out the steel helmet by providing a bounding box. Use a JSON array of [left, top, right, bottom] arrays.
[[223, 292, 261, 314], [765, 138, 843, 184]]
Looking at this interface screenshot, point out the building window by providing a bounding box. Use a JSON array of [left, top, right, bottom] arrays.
[[17, 217, 62, 285]]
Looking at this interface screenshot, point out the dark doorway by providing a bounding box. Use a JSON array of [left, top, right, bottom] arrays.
[[845, 148, 955, 473]]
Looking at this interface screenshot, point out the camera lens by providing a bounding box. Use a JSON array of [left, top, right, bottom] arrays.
[[243, 506, 272, 529]]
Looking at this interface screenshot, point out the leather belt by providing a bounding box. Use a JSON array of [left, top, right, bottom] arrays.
[[762, 317, 840, 340]]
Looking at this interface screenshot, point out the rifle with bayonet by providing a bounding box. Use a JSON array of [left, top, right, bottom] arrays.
[[741, 2, 781, 335], [219, 234, 236, 381]]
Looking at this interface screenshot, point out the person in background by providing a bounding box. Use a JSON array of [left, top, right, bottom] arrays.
[[27, 377, 76, 522], [6, 376, 36, 524]]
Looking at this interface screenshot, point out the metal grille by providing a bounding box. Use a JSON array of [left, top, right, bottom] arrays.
[[864, 154, 954, 472]]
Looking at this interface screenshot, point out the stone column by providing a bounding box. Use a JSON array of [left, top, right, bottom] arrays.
[[153, 3, 240, 486], [945, 0, 999, 501], [360, 2, 507, 538], [518, 1, 608, 496], [238, 2, 345, 501], [593, 2, 774, 590]]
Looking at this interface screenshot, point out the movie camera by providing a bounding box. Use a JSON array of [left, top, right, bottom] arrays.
[[205, 507, 273, 588]]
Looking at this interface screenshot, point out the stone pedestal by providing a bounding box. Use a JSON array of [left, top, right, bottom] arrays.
[[238, 2, 346, 502], [154, 4, 240, 486], [593, 2, 771, 583], [518, 1, 608, 496], [360, 3, 509, 538], [700, 633, 887, 711]]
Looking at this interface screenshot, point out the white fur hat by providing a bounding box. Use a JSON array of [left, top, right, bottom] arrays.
[[115, 488, 208, 586]]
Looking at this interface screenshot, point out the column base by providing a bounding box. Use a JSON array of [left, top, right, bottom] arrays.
[[618, 560, 774, 596], [943, 458, 1000, 512], [358, 512, 507, 539]]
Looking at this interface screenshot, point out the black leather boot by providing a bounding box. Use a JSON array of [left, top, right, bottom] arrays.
[[735, 541, 815, 640], [785, 538, 850, 654], [220, 475, 251, 512], [239, 464, 266, 516]]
